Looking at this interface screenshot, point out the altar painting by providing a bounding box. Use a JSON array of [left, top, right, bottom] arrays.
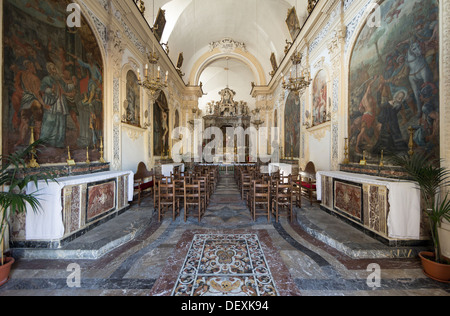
[[2, 0, 104, 163], [312, 69, 327, 126], [153, 92, 169, 156], [284, 92, 300, 159], [348, 0, 439, 164], [124, 70, 141, 127]]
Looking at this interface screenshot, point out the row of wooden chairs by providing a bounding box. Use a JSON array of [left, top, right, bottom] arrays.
[[153, 166, 219, 222], [235, 165, 316, 223]]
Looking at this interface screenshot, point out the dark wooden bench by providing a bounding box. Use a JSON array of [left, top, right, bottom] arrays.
[[134, 162, 154, 206], [301, 162, 318, 206]]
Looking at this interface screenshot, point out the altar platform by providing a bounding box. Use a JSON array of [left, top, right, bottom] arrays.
[[11, 193, 430, 260]]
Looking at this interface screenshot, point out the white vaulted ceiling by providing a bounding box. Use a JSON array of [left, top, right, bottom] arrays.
[[142, 0, 309, 109]]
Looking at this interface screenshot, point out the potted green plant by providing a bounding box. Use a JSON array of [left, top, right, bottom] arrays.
[[0, 140, 56, 287], [389, 153, 450, 282]]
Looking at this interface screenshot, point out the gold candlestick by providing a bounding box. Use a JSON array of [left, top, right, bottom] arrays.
[[27, 127, 40, 168], [360, 150, 367, 166], [99, 137, 106, 163], [86, 147, 91, 165], [67, 146, 76, 166], [379, 150, 384, 168], [408, 126, 415, 156], [343, 138, 350, 165]]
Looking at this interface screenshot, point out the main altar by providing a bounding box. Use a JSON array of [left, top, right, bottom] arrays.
[[203, 87, 251, 163]]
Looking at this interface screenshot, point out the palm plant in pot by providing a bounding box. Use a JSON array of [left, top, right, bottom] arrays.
[[0, 140, 56, 287], [389, 153, 450, 282]]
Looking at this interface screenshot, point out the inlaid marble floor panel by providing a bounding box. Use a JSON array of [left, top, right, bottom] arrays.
[[0, 175, 449, 296]]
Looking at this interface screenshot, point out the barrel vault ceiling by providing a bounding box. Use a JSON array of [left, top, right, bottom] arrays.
[[141, 0, 309, 110]]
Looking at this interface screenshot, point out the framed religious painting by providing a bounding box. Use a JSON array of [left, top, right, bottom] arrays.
[[2, 0, 104, 164], [348, 0, 439, 165], [312, 69, 328, 126], [286, 7, 300, 41], [123, 70, 141, 127]]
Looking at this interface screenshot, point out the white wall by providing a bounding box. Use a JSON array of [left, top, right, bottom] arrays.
[[121, 129, 147, 173], [308, 129, 331, 172]]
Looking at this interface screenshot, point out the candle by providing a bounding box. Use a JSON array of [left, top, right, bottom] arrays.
[[157, 66, 161, 79], [165, 71, 168, 83], [137, 68, 141, 81], [144, 64, 148, 77]]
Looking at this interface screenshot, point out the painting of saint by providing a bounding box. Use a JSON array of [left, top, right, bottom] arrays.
[[124, 70, 141, 127], [2, 0, 104, 163], [312, 70, 327, 126], [348, 0, 439, 164], [284, 92, 300, 159], [153, 92, 169, 157], [286, 7, 301, 41]]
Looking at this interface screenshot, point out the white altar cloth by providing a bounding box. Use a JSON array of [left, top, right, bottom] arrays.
[[25, 171, 134, 241], [161, 163, 185, 177], [316, 171, 421, 240], [268, 163, 292, 177]]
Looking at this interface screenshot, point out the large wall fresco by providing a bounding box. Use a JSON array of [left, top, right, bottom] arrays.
[[284, 92, 300, 159], [2, 0, 103, 163], [349, 0, 439, 164]]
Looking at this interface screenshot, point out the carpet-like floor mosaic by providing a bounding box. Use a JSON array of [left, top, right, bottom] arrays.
[[173, 233, 278, 296], [150, 230, 301, 296]]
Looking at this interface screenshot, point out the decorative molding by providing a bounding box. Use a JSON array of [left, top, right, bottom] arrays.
[[307, 121, 331, 141], [441, 0, 450, 177], [209, 38, 247, 53], [123, 124, 146, 141]]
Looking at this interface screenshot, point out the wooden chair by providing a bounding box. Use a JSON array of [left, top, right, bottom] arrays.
[[195, 177, 209, 207], [173, 179, 185, 207], [272, 182, 293, 222], [251, 181, 271, 223], [184, 181, 205, 223], [241, 174, 252, 202], [291, 174, 302, 208], [157, 181, 180, 222], [301, 162, 317, 206], [133, 162, 154, 206]]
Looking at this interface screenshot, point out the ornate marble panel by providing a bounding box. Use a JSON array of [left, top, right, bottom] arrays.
[[86, 181, 116, 222], [334, 179, 363, 222]]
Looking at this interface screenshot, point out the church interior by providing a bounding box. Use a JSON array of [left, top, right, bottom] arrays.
[[0, 0, 449, 297]]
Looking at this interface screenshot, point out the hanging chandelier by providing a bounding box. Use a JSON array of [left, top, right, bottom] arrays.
[[282, 51, 311, 95], [251, 108, 265, 130], [137, 51, 168, 97]]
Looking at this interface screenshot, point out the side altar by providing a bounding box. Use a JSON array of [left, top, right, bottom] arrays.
[[316, 170, 429, 246], [10, 166, 134, 249]]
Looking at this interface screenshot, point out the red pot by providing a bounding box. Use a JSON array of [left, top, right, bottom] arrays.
[[419, 252, 450, 283], [0, 257, 15, 287]]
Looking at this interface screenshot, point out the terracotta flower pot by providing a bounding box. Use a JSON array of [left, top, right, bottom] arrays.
[[0, 257, 15, 287], [419, 252, 450, 283]]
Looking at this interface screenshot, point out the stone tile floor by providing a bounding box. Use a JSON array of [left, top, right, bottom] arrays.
[[0, 174, 449, 296]]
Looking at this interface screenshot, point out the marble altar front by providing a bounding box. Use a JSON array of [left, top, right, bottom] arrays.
[[11, 171, 134, 249], [316, 171, 425, 244]]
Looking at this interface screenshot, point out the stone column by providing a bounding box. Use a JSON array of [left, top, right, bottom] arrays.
[[327, 2, 346, 171], [441, 1, 450, 196], [107, 26, 124, 170]]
